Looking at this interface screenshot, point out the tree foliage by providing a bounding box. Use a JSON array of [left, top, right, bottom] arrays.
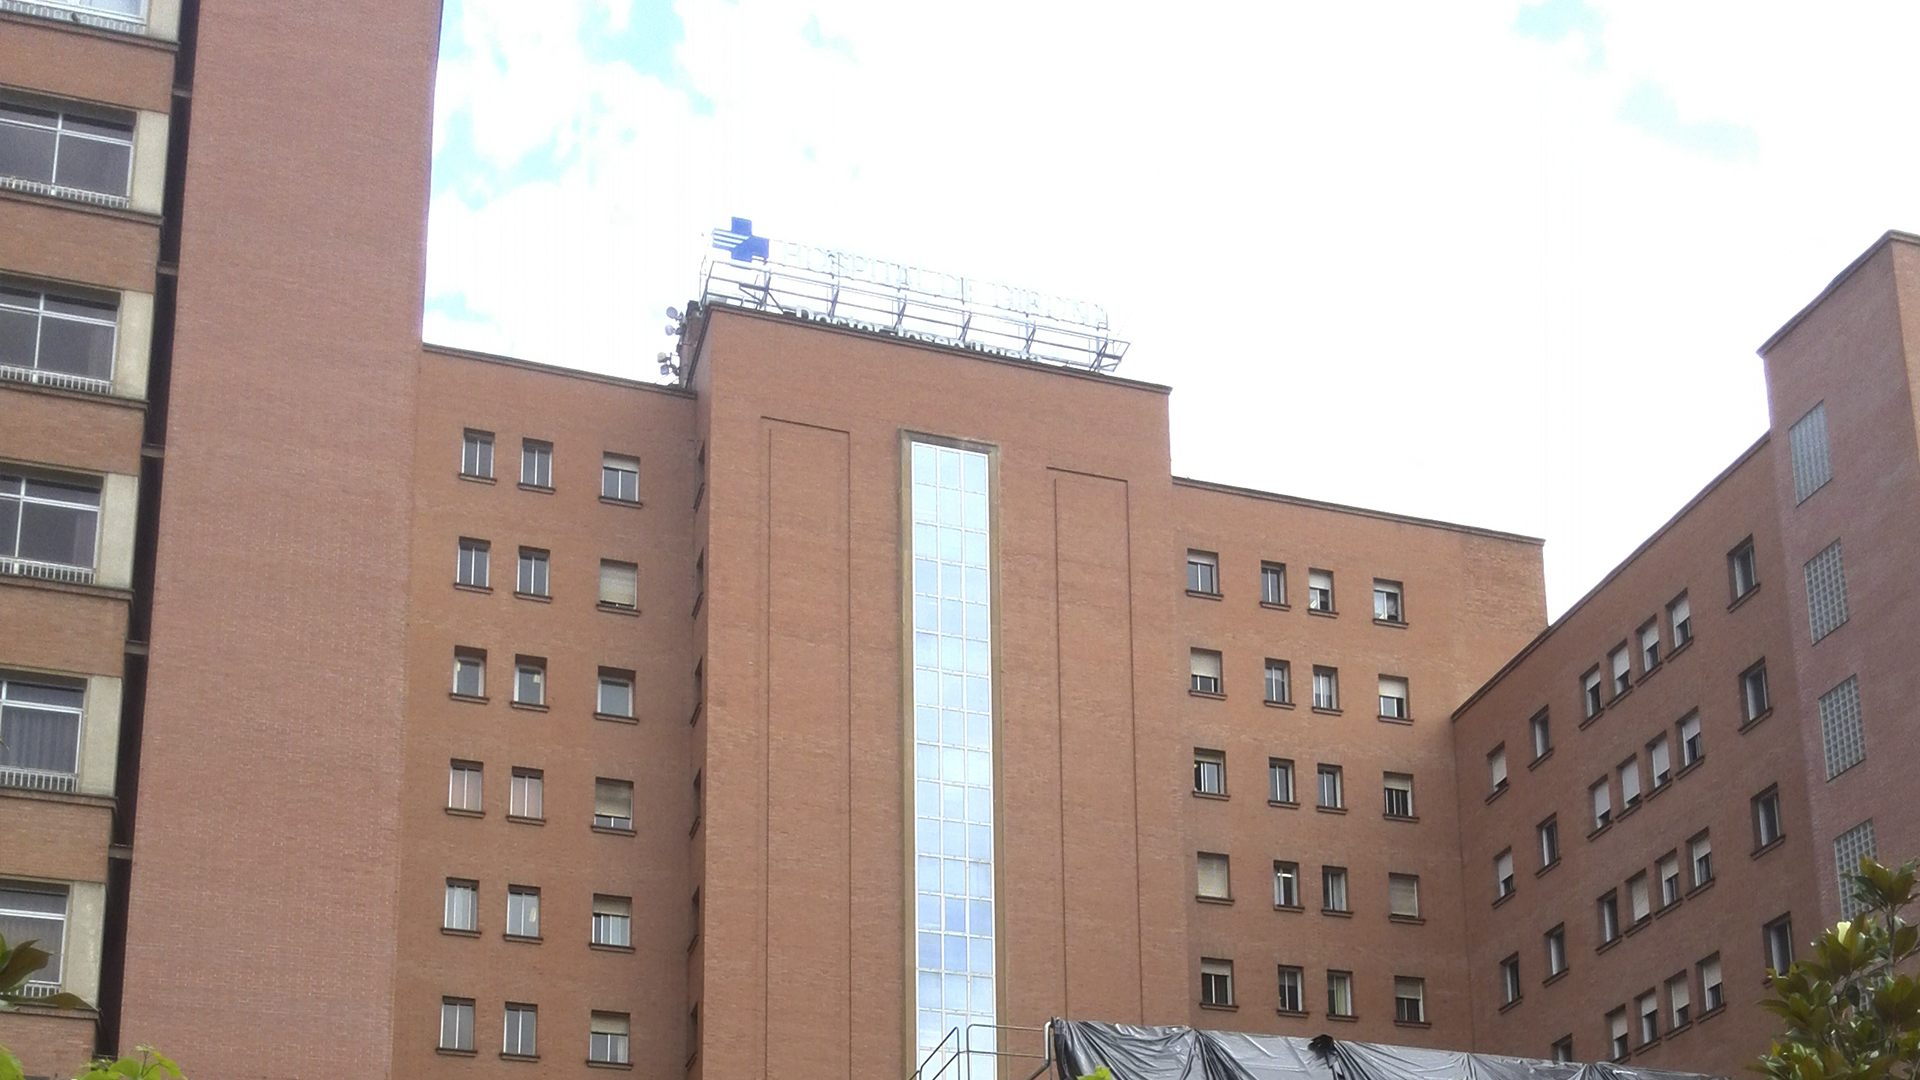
[[0, 932, 186, 1080], [1759, 857, 1920, 1080]]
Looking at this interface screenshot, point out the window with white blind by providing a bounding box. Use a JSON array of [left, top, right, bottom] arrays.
[[1322, 866, 1349, 912], [520, 439, 552, 488], [509, 768, 543, 820], [1308, 569, 1334, 612], [1789, 401, 1832, 503], [440, 998, 475, 1052], [1277, 966, 1304, 1013], [594, 778, 634, 830], [1608, 1009, 1629, 1059], [1394, 977, 1425, 1023], [0, 881, 67, 987], [592, 895, 631, 947], [1196, 852, 1231, 900], [1273, 862, 1300, 907], [1268, 758, 1295, 804], [0, 674, 83, 789], [447, 760, 482, 812], [1668, 973, 1691, 1027], [1819, 675, 1865, 779], [444, 879, 477, 932], [505, 886, 540, 939], [1327, 971, 1354, 1017], [1729, 538, 1759, 600], [456, 538, 489, 588], [599, 560, 638, 609], [503, 1002, 537, 1057], [1628, 872, 1651, 923], [1669, 594, 1692, 648], [1657, 854, 1680, 907], [597, 671, 634, 718], [1488, 744, 1508, 793], [461, 429, 494, 479], [1609, 645, 1630, 695], [601, 454, 640, 502], [1638, 991, 1658, 1044], [1618, 757, 1642, 809], [1494, 850, 1514, 900], [1193, 749, 1226, 796], [1383, 773, 1414, 819], [1264, 659, 1291, 704], [1648, 734, 1671, 789], [1389, 873, 1420, 918], [1311, 666, 1338, 710], [1689, 833, 1713, 887], [1700, 955, 1723, 1011], [1678, 712, 1703, 766], [590, 1012, 632, 1065], [1804, 540, 1849, 643], [1378, 675, 1409, 720], [1186, 550, 1219, 595], [1190, 649, 1222, 695], [1582, 669, 1602, 719], [1835, 820, 1877, 918], [1639, 621, 1660, 671], [1590, 778, 1612, 830], [0, 281, 119, 390], [1200, 959, 1234, 1006], [1530, 710, 1551, 759]]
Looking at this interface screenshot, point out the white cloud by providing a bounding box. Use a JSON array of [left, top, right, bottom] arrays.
[[425, 0, 1920, 615]]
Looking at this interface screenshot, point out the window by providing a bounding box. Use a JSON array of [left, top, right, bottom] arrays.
[[448, 761, 482, 812], [1605, 647, 1628, 697], [1395, 977, 1425, 1023], [1495, 850, 1515, 900], [1530, 711, 1551, 760], [455, 538, 490, 588], [1327, 970, 1354, 1017], [517, 548, 550, 597], [0, 281, 117, 388], [1598, 891, 1620, 944], [440, 998, 475, 1052], [1669, 593, 1692, 648], [1730, 538, 1760, 600], [1690, 833, 1713, 888], [1273, 861, 1300, 908], [1538, 817, 1560, 867], [591, 895, 631, 948], [1742, 662, 1772, 724], [520, 439, 552, 488], [1608, 1009, 1629, 1060], [1819, 675, 1865, 779], [1628, 872, 1651, 924], [590, 1012, 631, 1066], [1835, 819, 1877, 918], [1764, 915, 1794, 974], [1377, 676, 1409, 720], [1190, 649, 1223, 695], [502, 1002, 537, 1057], [509, 768, 543, 820], [0, 470, 101, 578], [0, 100, 134, 199], [1196, 852, 1231, 900], [1546, 925, 1567, 976], [1657, 854, 1681, 907], [602, 454, 639, 502], [1700, 956, 1723, 1012], [1582, 669, 1602, 719], [513, 657, 545, 707], [1263, 659, 1291, 705], [1383, 773, 1414, 819], [1277, 965, 1304, 1013], [1269, 758, 1295, 804], [1186, 550, 1219, 595], [1805, 540, 1849, 643], [1488, 745, 1508, 793], [1500, 955, 1521, 1005], [1679, 712, 1703, 766], [1322, 866, 1349, 912], [1552, 1038, 1573, 1064], [1639, 620, 1660, 671], [461, 429, 494, 478], [452, 649, 485, 698], [1638, 991, 1659, 1044], [444, 879, 478, 932], [0, 881, 67, 987], [1311, 667, 1338, 710], [1790, 401, 1832, 503], [1308, 569, 1334, 612], [1590, 778, 1612, 830], [597, 671, 634, 718], [1618, 757, 1641, 810], [0, 675, 83, 788], [1261, 562, 1286, 605], [1389, 873, 1420, 918], [1200, 958, 1234, 1007], [1316, 765, 1343, 810], [1193, 749, 1226, 796], [1374, 580, 1404, 623], [1668, 973, 1692, 1027], [599, 560, 638, 609], [1753, 786, 1783, 849], [594, 778, 634, 829], [506, 886, 541, 939], [1648, 734, 1671, 789]]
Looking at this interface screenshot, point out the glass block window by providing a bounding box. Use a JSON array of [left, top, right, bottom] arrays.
[[1789, 402, 1832, 504], [1820, 675, 1865, 779], [1805, 540, 1849, 643], [910, 441, 996, 1066], [1835, 819, 1877, 918]]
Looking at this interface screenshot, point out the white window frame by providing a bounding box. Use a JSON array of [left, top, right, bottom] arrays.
[[1377, 675, 1409, 720], [1311, 666, 1338, 710], [447, 760, 482, 812], [1373, 579, 1404, 623], [0, 280, 119, 392], [601, 453, 640, 502], [1193, 749, 1226, 796], [502, 1002, 538, 1057], [1316, 765, 1343, 810], [461, 429, 494, 478], [509, 768, 543, 820], [517, 548, 550, 597], [444, 879, 478, 932], [1186, 550, 1219, 595], [520, 439, 553, 488]]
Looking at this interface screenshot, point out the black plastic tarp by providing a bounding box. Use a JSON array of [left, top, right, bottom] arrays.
[[1050, 1020, 1725, 1080]]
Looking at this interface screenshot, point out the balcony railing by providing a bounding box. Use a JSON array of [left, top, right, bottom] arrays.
[[0, 766, 80, 794], [0, 363, 114, 397], [0, 557, 95, 585], [0, 0, 145, 30], [12, 982, 63, 999], [0, 173, 133, 212]]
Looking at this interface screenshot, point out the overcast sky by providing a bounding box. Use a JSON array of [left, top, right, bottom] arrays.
[[424, 0, 1920, 617]]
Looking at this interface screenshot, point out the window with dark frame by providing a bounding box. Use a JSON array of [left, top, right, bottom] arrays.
[[1394, 977, 1425, 1023], [1200, 958, 1234, 1007], [1277, 965, 1304, 1013]]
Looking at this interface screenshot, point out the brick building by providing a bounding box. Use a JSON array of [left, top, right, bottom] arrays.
[[0, 3, 1914, 1079]]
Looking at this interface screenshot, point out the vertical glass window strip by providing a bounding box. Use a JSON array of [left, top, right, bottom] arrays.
[[1835, 820, 1876, 918], [1819, 675, 1865, 779], [1804, 540, 1849, 643], [1789, 402, 1832, 503], [910, 442, 995, 1068]]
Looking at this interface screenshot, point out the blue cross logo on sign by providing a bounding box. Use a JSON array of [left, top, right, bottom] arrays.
[[712, 217, 769, 263]]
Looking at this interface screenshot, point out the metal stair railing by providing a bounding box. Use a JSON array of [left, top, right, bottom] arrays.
[[910, 1021, 1053, 1080]]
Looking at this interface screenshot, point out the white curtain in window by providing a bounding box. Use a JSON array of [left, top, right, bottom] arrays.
[[599, 561, 638, 607]]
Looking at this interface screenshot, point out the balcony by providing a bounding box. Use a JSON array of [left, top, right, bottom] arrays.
[[0, 765, 78, 793], [0, 556, 95, 585], [0, 0, 146, 32], [0, 363, 113, 397]]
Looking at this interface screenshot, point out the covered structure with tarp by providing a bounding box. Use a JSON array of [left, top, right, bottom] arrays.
[[1049, 1020, 1727, 1080]]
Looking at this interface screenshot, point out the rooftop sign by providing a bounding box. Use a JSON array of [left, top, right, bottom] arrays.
[[699, 217, 1127, 373]]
